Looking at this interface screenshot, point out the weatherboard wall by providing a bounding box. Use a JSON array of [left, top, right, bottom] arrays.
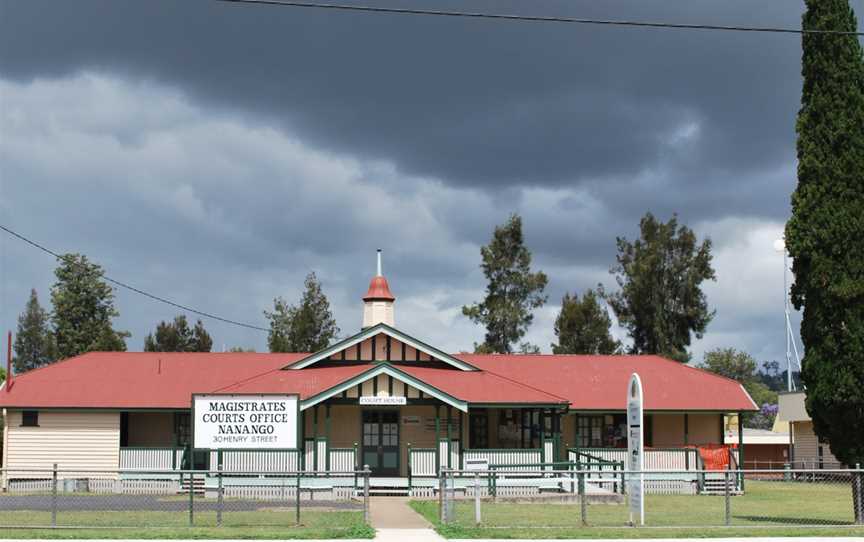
[[793, 421, 841, 466], [3, 410, 120, 476]]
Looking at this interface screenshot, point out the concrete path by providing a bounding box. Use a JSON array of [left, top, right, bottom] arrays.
[[367, 496, 444, 541], [368, 496, 432, 529]]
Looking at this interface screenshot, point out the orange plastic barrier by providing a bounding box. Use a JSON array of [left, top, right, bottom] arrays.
[[698, 444, 731, 471]]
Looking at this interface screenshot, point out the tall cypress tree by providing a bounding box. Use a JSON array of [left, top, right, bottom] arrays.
[[13, 289, 57, 373], [602, 213, 715, 363], [265, 272, 339, 353], [51, 253, 129, 358], [462, 214, 548, 354], [552, 289, 620, 355], [144, 315, 213, 352], [786, 0, 864, 472]]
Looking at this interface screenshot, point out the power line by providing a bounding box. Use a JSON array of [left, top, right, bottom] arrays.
[[216, 0, 864, 36], [0, 224, 269, 332]]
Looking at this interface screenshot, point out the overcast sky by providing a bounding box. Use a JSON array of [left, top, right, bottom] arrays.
[[2, 0, 857, 366]]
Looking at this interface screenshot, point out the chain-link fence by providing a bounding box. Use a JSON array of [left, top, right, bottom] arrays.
[[0, 465, 371, 530], [438, 467, 864, 529]]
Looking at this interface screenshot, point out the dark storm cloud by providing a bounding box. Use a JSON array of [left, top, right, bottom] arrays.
[[0, 0, 827, 362], [0, 0, 825, 207]]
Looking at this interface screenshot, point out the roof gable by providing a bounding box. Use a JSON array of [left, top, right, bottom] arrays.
[[286, 323, 478, 371], [299, 363, 469, 411]]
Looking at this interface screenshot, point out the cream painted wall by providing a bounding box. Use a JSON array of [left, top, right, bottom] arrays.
[[793, 421, 841, 466], [652, 414, 685, 447], [686, 413, 723, 445], [4, 410, 120, 474]]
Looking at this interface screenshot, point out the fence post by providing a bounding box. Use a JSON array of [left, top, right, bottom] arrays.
[[438, 470, 445, 522], [295, 471, 301, 526], [578, 466, 587, 526], [353, 442, 358, 490], [217, 462, 223, 527], [51, 463, 58, 528], [855, 463, 864, 525], [407, 443, 413, 491], [188, 470, 195, 526], [363, 465, 370, 525], [724, 470, 731, 526], [474, 472, 481, 526]]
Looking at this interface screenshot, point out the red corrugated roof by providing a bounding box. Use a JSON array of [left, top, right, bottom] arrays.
[[457, 354, 758, 411], [0, 352, 756, 412], [217, 363, 568, 405], [0, 352, 305, 409]]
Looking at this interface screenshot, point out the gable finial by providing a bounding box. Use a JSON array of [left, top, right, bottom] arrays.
[[377, 249, 382, 277]]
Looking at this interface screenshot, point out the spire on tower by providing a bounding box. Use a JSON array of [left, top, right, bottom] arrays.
[[362, 250, 395, 328]]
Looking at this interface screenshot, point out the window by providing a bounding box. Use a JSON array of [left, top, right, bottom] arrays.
[[469, 410, 489, 449], [578, 416, 603, 448], [21, 410, 39, 427], [577, 414, 627, 448], [497, 409, 521, 449], [174, 412, 191, 447]]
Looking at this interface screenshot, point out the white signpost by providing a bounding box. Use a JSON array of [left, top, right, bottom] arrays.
[[193, 394, 299, 450], [627, 373, 645, 526]]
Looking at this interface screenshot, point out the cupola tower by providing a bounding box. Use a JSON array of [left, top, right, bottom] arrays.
[[362, 249, 395, 328]]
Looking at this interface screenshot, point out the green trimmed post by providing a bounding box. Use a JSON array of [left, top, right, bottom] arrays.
[[325, 405, 331, 471], [312, 406, 319, 472], [574, 413, 581, 457], [353, 442, 359, 489], [446, 406, 452, 469], [407, 443, 413, 490], [434, 406, 441, 474], [737, 411, 745, 492]]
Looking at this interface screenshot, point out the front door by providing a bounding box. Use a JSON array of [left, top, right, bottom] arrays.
[[362, 410, 399, 476]]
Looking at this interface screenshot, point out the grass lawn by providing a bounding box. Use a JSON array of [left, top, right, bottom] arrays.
[[410, 479, 864, 539], [0, 510, 374, 539]]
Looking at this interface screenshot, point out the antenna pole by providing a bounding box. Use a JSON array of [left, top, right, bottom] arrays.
[[784, 250, 792, 392]]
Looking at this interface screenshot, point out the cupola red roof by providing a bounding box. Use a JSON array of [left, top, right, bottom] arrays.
[[363, 275, 395, 301]]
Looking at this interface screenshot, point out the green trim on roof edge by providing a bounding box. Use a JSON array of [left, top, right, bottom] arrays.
[[299, 362, 469, 412]]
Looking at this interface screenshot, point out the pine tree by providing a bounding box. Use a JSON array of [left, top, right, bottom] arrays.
[[602, 213, 715, 362], [51, 254, 129, 358], [265, 272, 339, 353], [786, 0, 864, 471], [462, 214, 548, 354], [552, 289, 620, 355], [144, 315, 213, 352], [12, 289, 57, 373]]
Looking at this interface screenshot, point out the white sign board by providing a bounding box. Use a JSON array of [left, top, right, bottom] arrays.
[[465, 458, 489, 471], [193, 394, 298, 449], [626, 373, 645, 526], [359, 396, 407, 406]]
